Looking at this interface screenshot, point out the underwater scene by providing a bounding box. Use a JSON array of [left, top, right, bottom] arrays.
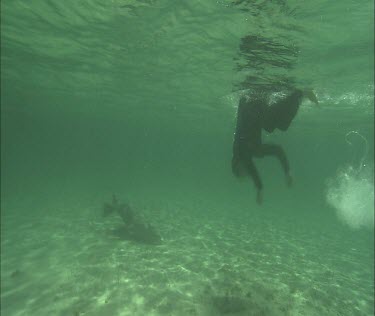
[[1, 0, 374, 315]]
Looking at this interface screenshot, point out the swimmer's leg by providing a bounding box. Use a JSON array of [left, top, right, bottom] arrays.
[[255, 144, 292, 186], [244, 158, 263, 204]]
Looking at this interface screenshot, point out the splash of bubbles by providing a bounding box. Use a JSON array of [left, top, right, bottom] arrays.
[[326, 165, 374, 229], [345, 130, 368, 173], [326, 131, 373, 229]]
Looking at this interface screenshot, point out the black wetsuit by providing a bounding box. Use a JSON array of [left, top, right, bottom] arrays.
[[232, 89, 303, 191]]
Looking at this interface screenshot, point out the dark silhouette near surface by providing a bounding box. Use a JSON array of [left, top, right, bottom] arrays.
[[103, 195, 161, 245], [232, 88, 318, 204]]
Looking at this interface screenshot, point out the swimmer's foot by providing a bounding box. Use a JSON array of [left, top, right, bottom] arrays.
[[256, 190, 263, 205], [286, 173, 293, 187]]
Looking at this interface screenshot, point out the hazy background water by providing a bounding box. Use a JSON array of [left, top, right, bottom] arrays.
[[1, 0, 374, 315]]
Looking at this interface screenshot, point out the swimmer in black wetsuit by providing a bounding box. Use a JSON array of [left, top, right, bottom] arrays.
[[232, 88, 318, 205]]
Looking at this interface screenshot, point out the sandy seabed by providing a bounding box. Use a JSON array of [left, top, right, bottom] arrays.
[[1, 200, 373, 316]]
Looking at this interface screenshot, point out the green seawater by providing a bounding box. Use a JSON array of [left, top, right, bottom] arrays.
[[1, 1, 374, 315]]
